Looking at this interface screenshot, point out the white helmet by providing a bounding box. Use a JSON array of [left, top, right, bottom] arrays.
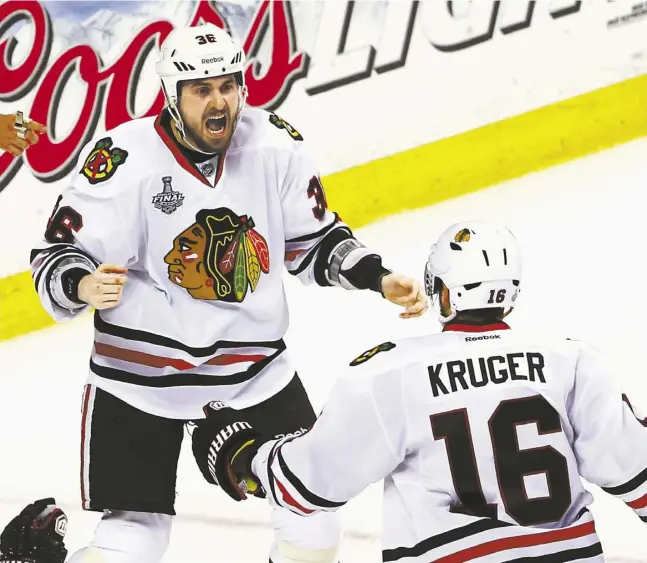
[[155, 23, 248, 149], [424, 221, 522, 323]]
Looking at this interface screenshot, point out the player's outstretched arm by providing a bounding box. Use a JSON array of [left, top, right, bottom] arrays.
[[192, 369, 407, 512], [280, 141, 427, 317], [30, 135, 138, 322], [252, 370, 407, 515], [570, 342, 647, 522]]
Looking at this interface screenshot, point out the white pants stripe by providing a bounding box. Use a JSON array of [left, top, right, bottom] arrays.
[[80, 384, 96, 510]]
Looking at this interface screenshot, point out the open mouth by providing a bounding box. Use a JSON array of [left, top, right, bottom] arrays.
[[205, 115, 227, 137]]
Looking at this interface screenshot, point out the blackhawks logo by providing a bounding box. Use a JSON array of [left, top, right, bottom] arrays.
[[350, 342, 396, 367], [454, 228, 472, 243], [164, 207, 270, 302], [80, 137, 128, 184], [268, 112, 303, 141]]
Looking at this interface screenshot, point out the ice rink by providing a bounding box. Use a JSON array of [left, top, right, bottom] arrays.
[[1, 137, 647, 562]]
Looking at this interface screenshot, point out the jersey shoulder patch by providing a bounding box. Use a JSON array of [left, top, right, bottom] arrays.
[[267, 111, 303, 141], [350, 342, 396, 367], [79, 136, 129, 185]]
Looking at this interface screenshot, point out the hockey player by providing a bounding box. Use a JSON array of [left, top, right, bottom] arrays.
[[197, 221, 647, 562], [28, 23, 427, 563]]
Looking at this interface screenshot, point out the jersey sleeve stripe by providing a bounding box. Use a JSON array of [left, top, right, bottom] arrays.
[[32, 245, 98, 290], [600, 466, 647, 495], [265, 441, 282, 506], [273, 477, 314, 515], [30, 243, 76, 265], [627, 492, 647, 510], [276, 446, 346, 509], [285, 214, 341, 243], [266, 438, 317, 514], [285, 242, 320, 276], [286, 225, 353, 278]]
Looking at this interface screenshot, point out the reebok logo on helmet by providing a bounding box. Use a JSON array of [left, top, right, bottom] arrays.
[[202, 57, 224, 64]]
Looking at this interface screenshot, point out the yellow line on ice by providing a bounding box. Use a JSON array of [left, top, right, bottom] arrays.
[[1, 74, 645, 342]]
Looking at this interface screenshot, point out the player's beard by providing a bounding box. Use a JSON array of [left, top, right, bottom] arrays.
[[181, 105, 235, 154]]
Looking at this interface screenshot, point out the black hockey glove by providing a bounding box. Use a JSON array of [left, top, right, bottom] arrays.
[[191, 401, 267, 502], [0, 498, 68, 563]]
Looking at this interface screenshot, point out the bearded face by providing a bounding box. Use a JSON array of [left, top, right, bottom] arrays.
[[177, 75, 240, 153]]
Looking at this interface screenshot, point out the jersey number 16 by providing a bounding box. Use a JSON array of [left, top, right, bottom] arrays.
[[431, 394, 572, 526]]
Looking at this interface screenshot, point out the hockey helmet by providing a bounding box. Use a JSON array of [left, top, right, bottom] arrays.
[[155, 23, 248, 147], [424, 221, 522, 323]]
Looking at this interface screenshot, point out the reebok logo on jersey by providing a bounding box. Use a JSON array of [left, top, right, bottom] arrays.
[[275, 427, 309, 439], [465, 334, 501, 342]]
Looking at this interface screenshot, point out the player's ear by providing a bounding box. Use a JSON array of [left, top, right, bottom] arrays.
[[439, 283, 452, 317]]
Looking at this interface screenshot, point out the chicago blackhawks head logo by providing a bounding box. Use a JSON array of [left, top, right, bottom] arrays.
[[80, 137, 128, 185], [164, 207, 270, 301]]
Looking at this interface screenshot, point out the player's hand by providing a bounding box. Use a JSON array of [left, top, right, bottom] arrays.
[[0, 498, 68, 563], [0, 113, 47, 156], [191, 401, 266, 502], [78, 264, 128, 310], [380, 273, 428, 319]]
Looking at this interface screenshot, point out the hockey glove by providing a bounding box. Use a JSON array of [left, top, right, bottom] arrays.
[[0, 498, 68, 563], [191, 401, 266, 502]]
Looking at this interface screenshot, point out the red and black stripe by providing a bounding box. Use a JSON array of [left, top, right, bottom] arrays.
[[90, 347, 284, 388], [499, 542, 602, 562], [601, 464, 647, 517], [275, 445, 346, 510], [382, 519, 598, 562], [95, 312, 285, 358], [382, 519, 512, 562], [286, 221, 346, 279], [443, 321, 511, 333], [601, 466, 647, 496], [285, 214, 341, 244]]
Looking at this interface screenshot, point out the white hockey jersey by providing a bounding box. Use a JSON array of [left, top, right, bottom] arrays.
[[252, 322, 647, 562], [31, 108, 379, 420]]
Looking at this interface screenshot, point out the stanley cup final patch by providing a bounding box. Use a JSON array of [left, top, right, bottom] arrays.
[[152, 176, 185, 215]]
